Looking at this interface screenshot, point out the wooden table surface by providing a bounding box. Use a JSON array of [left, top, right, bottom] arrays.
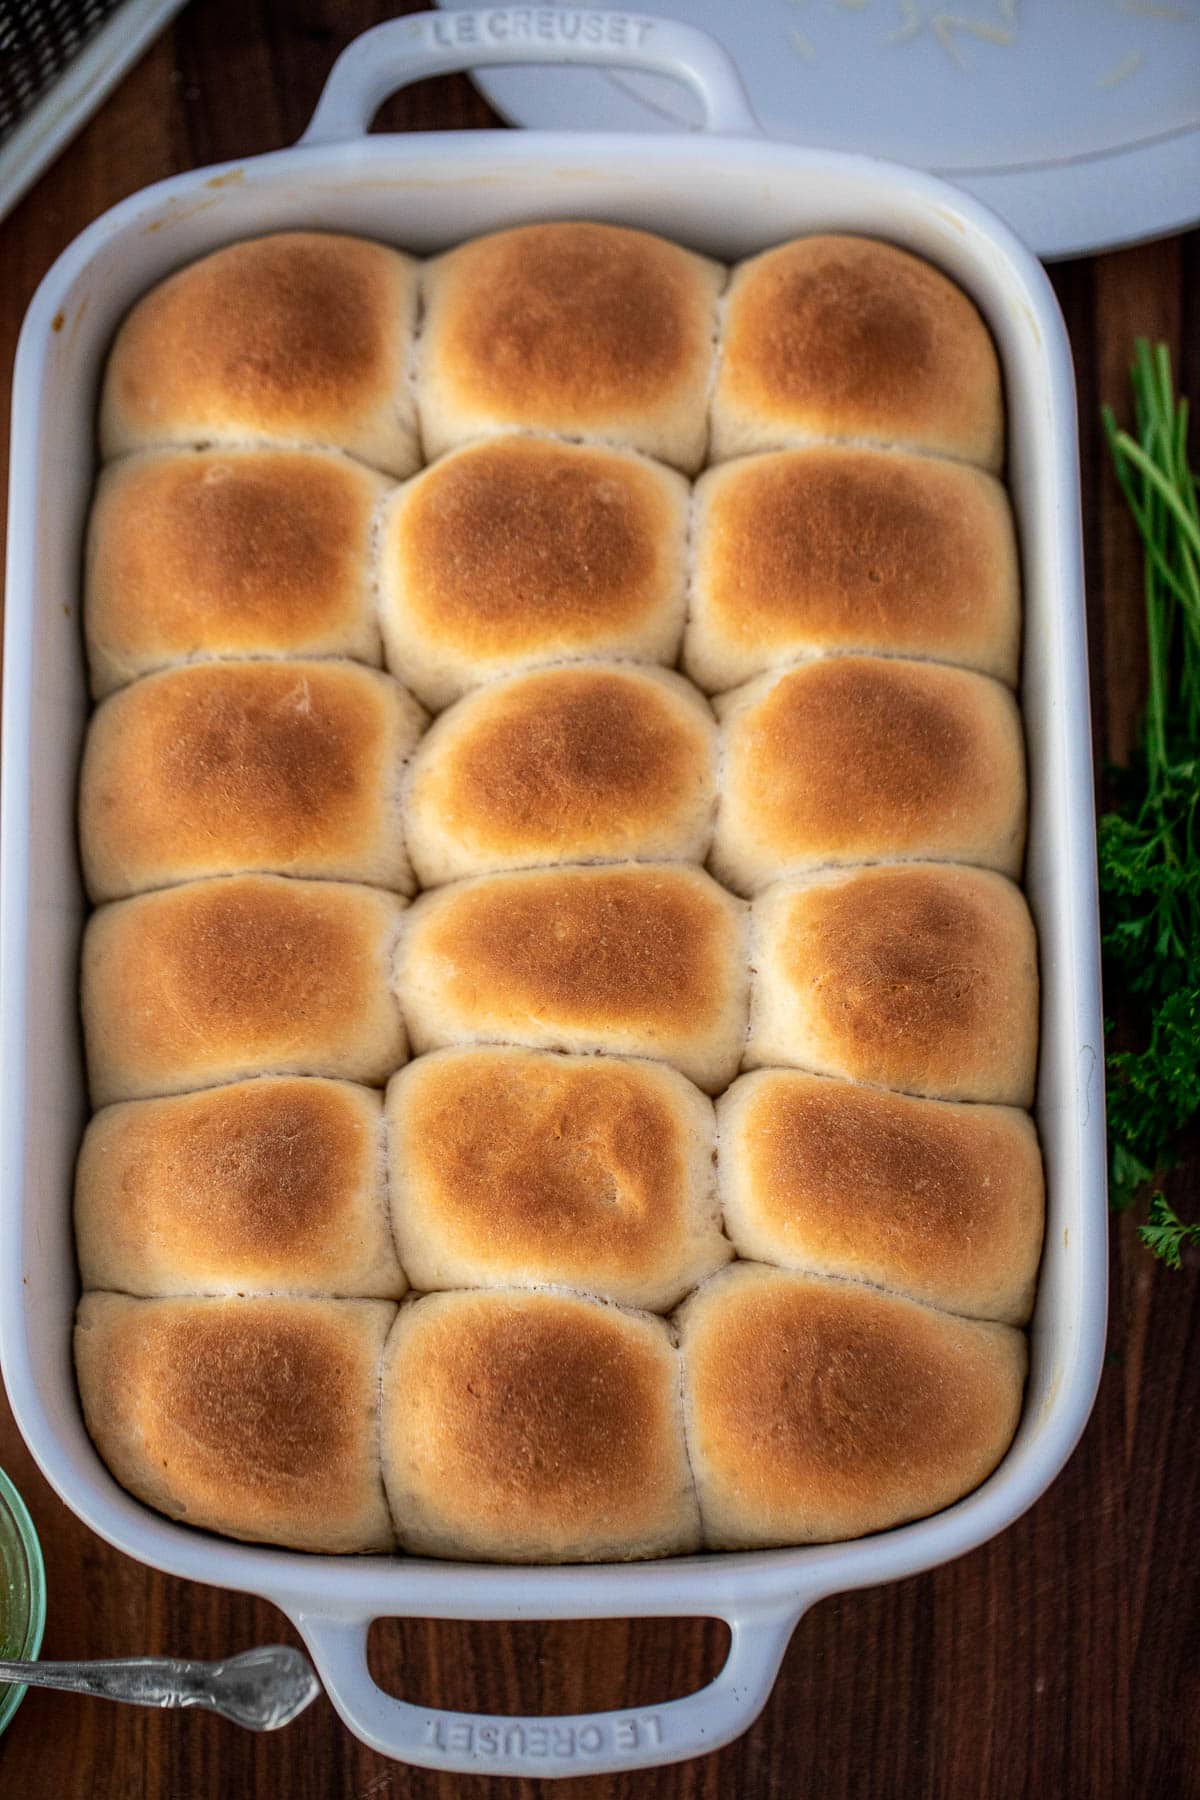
[[1, 5, 1197, 1796]]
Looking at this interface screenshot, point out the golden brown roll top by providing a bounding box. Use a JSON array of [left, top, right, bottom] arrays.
[[75, 1078, 404, 1298], [381, 1289, 700, 1561], [404, 664, 717, 887], [377, 435, 689, 710], [84, 448, 388, 699], [711, 235, 1003, 470], [747, 864, 1038, 1104], [711, 656, 1026, 894], [718, 1073, 1044, 1323], [418, 222, 724, 471], [679, 1263, 1026, 1548], [387, 1048, 730, 1311], [80, 660, 426, 902], [82, 874, 408, 1105], [397, 863, 748, 1093], [685, 447, 1020, 693], [100, 232, 420, 475], [75, 1293, 396, 1552]]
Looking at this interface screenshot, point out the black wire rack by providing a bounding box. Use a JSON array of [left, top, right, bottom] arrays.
[[0, 0, 127, 149]]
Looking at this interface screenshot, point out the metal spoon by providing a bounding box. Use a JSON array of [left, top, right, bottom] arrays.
[[0, 1644, 320, 1730]]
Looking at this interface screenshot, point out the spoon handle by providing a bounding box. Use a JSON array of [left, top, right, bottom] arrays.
[[0, 1654, 213, 1707], [0, 1645, 320, 1729]]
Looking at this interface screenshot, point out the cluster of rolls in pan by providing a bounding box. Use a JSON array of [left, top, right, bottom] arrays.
[[74, 222, 1042, 1561]]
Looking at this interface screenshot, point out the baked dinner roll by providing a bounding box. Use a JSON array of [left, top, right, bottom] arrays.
[[84, 448, 388, 699], [100, 232, 419, 475], [387, 1048, 729, 1310], [75, 1293, 395, 1552], [418, 221, 724, 471], [80, 660, 426, 902], [82, 875, 407, 1105], [397, 863, 747, 1093], [711, 235, 1003, 470], [711, 656, 1026, 894], [685, 447, 1020, 693], [678, 1263, 1026, 1547], [718, 1072, 1044, 1323], [377, 435, 689, 710], [404, 664, 717, 887], [76, 1078, 404, 1299], [380, 1289, 700, 1561], [746, 864, 1037, 1104]]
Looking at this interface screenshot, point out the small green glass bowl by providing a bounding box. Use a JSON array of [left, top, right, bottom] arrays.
[[0, 1467, 46, 1738]]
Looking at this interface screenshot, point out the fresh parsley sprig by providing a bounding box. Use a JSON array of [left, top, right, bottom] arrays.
[[1099, 341, 1200, 1266]]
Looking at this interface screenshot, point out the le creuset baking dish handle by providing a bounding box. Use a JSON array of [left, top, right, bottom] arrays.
[[299, 6, 763, 146], [294, 1597, 803, 1777]]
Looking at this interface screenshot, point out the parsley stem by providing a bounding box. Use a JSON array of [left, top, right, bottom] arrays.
[[1102, 421, 1197, 614], [1108, 433, 1200, 570]]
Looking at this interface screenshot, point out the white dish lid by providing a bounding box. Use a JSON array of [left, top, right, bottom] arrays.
[[436, 0, 1200, 259]]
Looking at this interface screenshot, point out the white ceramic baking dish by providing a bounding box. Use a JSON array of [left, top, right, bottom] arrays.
[[0, 8, 1107, 1778]]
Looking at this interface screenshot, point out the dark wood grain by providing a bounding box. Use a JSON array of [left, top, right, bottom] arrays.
[[1, 4, 1198, 1796]]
